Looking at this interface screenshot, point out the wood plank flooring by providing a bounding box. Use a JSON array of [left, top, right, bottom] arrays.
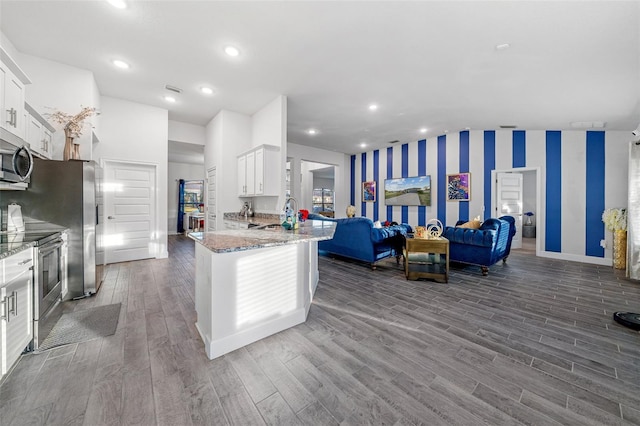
[[2, 235, 640, 425]]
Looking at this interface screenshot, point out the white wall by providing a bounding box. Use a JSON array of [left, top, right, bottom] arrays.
[[168, 120, 206, 145], [16, 53, 99, 160], [251, 95, 287, 213], [288, 143, 349, 220], [205, 110, 251, 229], [0, 31, 20, 59], [314, 177, 334, 191], [251, 95, 286, 150], [93, 96, 169, 258], [168, 162, 205, 234], [204, 96, 288, 225]]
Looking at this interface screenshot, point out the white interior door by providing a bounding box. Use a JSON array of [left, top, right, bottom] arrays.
[[496, 172, 523, 249], [104, 160, 156, 264], [207, 166, 217, 231]]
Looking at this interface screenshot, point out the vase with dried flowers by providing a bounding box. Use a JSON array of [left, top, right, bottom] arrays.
[[602, 207, 627, 269], [47, 106, 96, 161]]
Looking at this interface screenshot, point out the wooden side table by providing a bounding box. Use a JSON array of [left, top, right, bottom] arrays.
[[403, 237, 449, 283]]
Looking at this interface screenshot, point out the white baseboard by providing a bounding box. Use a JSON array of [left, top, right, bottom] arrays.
[[204, 308, 307, 360]]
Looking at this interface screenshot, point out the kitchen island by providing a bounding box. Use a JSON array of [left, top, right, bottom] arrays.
[[188, 219, 336, 360]]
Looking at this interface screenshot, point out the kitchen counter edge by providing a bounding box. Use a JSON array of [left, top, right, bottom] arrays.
[[188, 220, 336, 253]]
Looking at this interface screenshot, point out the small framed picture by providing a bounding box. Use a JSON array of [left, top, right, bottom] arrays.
[[446, 173, 471, 201], [362, 181, 376, 202]]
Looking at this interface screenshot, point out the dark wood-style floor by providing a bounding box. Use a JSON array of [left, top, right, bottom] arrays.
[[1, 235, 640, 425]]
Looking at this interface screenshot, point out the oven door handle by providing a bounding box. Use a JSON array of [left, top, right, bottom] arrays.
[[39, 239, 64, 256]]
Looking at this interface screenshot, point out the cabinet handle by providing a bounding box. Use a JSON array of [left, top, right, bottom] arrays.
[[6, 108, 14, 126], [11, 109, 17, 127], [10, 291, 17, 317], [18, 259, 31, 266], [0, 296, 7, 322]]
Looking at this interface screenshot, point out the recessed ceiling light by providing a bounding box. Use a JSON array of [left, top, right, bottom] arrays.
[[419, 128, 427, 133], [368, 104, 378, 111], [107, 0, 126, 9], [307, 129, 317, 135], [496, 43, 510, 51], [224, 46, 240, 57], [200, 87, 214, 95], [164, 95, 176, 103], [360, 143, 367, 148], [112, 59, 130, 69]]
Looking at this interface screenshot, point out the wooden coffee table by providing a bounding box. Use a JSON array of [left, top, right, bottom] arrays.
[[403, 236, 449, 282]]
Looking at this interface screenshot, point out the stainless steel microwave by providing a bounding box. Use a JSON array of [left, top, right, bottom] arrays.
[[0, 144, 34, 183]]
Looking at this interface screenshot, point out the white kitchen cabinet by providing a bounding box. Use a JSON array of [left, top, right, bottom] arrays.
[[0, 47, 31, 141], [254, 145, 279, 196], [237, 145, 279, 197], [25, 103, 55, 159], [237, 155, 247, 196], [237, 151, 255, 196], [1, 247, 34, 381]]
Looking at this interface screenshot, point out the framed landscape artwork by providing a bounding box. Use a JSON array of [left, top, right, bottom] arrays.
[[362, 181, 376, 202], [447, 173, 471, 201], [384, 176, 431, 206]]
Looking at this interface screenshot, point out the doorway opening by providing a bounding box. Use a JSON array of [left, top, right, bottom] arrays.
[[300, 161, 336, 217], [491, 167, 541, 256]]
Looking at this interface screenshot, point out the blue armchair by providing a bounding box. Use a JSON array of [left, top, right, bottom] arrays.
[[308, 214, 412, 269], [442, 215, 516, 275]]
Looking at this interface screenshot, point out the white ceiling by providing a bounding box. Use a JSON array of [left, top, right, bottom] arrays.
[[1, 1, 639, 158]]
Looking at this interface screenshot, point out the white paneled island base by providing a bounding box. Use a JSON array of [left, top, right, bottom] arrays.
[[190, 220, 336, 360]]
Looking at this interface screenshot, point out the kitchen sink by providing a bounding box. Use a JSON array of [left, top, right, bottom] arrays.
[[251, 223, 284, 230]]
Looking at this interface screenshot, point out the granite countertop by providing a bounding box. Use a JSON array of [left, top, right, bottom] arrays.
[[0, 241, 37, 260], [188, 219, 336, 253], [0, 227, 69, 260]]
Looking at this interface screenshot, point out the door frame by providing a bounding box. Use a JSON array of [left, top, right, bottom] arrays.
[[101, 158, 160, 263], [491, 166, 542, 256]]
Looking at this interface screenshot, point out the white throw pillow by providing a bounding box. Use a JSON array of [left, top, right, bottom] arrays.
[[374, 220, 382, 228]]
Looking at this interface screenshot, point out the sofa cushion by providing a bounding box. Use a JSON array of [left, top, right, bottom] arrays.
[[458, 220, 482, 229]]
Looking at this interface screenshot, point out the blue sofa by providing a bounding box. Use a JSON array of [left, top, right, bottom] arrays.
[[308, 214, 412, 269], [442, 215, 516, 276]]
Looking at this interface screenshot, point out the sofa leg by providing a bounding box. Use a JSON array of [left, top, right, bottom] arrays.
[[503, 257, 508, 263], [371, 263, 377, 270], [481, 266, 489, 276], [396, 255, 401, 265]]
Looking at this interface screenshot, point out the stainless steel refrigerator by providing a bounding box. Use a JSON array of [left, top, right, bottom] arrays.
[[10, 158, 105, 299]]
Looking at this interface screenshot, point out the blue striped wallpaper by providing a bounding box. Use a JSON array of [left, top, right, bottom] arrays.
[[546, 131, 562, 252], [437, 135, 447, 226], [483, 131, 495, 220], [585, 131, 605, 257], [350, 129, 624, 262], [418, 139, 426, 225], [459, 130, 470, 222]]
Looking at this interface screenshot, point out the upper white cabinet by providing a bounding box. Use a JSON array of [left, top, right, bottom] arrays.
[[238, 145, 279, 197], [238, 150, 255, 196], [25, 103, 55, 159], [0, 47, 31, 142]]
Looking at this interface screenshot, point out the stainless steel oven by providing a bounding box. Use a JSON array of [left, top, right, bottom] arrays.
[[32, 232, 64, 350], [37, 236, 63, 317]]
